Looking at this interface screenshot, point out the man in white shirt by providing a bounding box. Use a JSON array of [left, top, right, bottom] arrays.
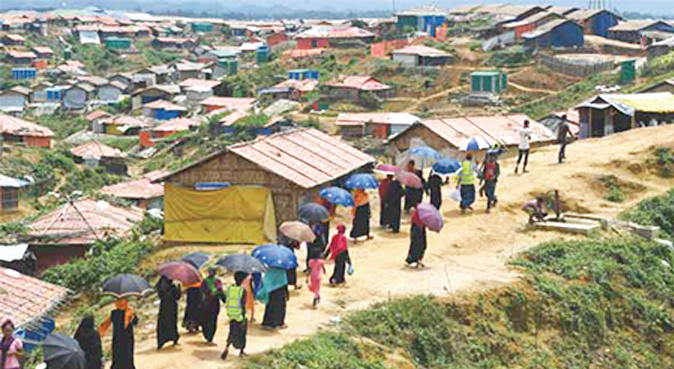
[[515, 120, 532, 174]]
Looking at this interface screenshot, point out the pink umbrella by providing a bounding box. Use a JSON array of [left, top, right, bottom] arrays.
[[158, 261, 202, 285], [280, 221, 316, 243], [375, 164, 401, 175], [416, 202, 444, 232], [395, 171, 423, 189]]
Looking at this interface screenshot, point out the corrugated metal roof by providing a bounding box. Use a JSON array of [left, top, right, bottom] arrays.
[[273, 79, 318, 92], [396, 5, 449, 16], [7, 50, 37, 59], [391, 45, 451, 57], [85, 110, 112, 121], [295, 26, 375, 39], [101, 177, 164, 200], [326, 76, 391, 91], [152, 117, 200, 132], [144, 99, 187, 111], [0, 113, 54, 137], [0, 266, 68, 328], [0, 174, 29, 188], [32, 46, 53, 54], [200, 97, 256, 111], [71, 141, 126, 159], [523, 19, 577, 39], [179, 78, 222, 89], [29, 199, 144, 245], [161, 128, 375, 189], [336, 112, 420, 126], [609, 20, 672, 32]]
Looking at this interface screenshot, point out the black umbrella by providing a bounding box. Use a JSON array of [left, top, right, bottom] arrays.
[[216, 254, 267, 274], [43, 333, 86, 369], [102, 274, 151, 298], [297, 203, 329, 223], [182, 252, 212, 269]]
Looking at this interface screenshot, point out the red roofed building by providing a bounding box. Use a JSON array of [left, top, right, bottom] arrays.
[[295, 26, 376, 49], [0, 113, 53, 147], [324, 75, 394, 103], [32, 46, 54, 60], [101, 171, 167, 209], [266, 32, 290, 50], [3, 34, 25, 46], [0, 266, 68, 327], [98, 115, 151, 135], [143, 99, 188, 120], [6, 50, 37, 66], [71, 141, 127, 174], [85, 109, 112, 122], [28, 199, 144, 271], [200, 96, 256, 113], [139, 117, 201, 147], [159, 128, 376, 223], [282, 48, 324, 59]]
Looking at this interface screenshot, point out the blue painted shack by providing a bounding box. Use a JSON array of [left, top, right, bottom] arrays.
[[395, 5, 448, 37], [523, 19, 584, 49], [11, 67, 37, 81], [566, 9, 621, 37], [288, 69, 319, 80]]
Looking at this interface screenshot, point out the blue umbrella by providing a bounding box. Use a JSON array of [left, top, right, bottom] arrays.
[[345, 173, 379, 190], [252, 244, 299, 270], [405, 146, 442, 168], [432, 158, 462, 174], [319, 186, 355, 206], [459, 136, 491, 151]]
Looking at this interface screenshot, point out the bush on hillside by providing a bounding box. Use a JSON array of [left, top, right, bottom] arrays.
[[622, 189, 674, 240]]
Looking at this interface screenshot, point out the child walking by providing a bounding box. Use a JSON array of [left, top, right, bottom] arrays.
[[307, 257, 326, 308]]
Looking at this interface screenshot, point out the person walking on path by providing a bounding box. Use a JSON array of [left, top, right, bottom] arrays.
[[557, 115, 574, 164], [458, 153, 477, 213], [241, 273, 256, 322], [0, 317, 23, 369], [480, 153, 501, 213], [386, 177, 404, 233], [405, 207, 427, 268], [515, 120, 532, 174], [404, 160, 424, 212], [155, 276, 181, 350], [307, 258, 326, 308], [306, 223, 326, 273], [378, 174, 392, 228], [182, 283, 202, 334], [426, 171, 443, 210], [325, 224, 350, 285], [200, 268, 225, 344], [350, 189, 372, 242], [221, 272, 248, 360], [74, 316, 103, 369], [258, 268, 289, 330], [280, 237, 301, 290], [99, 299, 138, 369]]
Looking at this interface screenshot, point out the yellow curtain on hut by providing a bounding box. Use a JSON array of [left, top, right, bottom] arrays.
[[164, 183, 277, 244]]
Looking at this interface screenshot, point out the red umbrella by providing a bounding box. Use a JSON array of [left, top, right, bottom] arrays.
[[395, 171, 423, 189], [416, 203, 444, 232], [375, 164, 401, 175], [158, 261, 202, 285]]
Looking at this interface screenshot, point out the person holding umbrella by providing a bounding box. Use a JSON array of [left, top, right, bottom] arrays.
[[221, 272, 249, 360], [306, 222, 327, 273], [378, 174, 392, 228], [405, 207, 428, 268], [350, 189, 372, 242], [182, 282, 202, 334], [404, 160, 424, 212], [74, 316, 102, 369], [386, 175, 404, 233], [258, 268, 289, 330], [200, 268, 225, 344], [426, 170, 443, 210], [0, 317, 23, 369], [98, 299, 138, 369], [279, 236, 301, 290], [155, 276, 181, 350]]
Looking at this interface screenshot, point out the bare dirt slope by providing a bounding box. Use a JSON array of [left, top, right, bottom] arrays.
[[131, 125, 674, 369]]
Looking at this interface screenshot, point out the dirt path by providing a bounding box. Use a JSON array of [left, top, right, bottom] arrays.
[[133, 125, 674, 369]]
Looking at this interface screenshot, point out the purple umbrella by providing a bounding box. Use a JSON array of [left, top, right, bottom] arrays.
[[416, 202, 444, 232], [395, 171, 423, 189], [158, 261, 202, 285], [375, 164, 401, 175]]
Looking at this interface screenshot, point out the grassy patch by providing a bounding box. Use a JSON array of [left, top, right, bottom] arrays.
[[621, 189, 674, 240], [598, 175, 625, 202]]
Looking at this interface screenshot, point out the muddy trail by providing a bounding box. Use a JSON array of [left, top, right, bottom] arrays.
[[128, 125, 674, 369]]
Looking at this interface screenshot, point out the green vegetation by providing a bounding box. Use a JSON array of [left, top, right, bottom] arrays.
[[100, 136, 140, 152], [598, 175, 625, 202], [71, 44, 133, 74], [622, 189, 674, 241], [234, 113, 270, 128], [513, 72, 618, 120], [652, 147, 674, 178], [36, 113, 88, 139], [42, 233, 156, 295], [485, 46, 532, 67], [640, 50, 674, 78], [423, 39, 456, 55], [250, 190, 674, 369]]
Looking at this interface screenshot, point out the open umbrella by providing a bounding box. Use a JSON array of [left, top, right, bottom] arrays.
[[405, 146, 442, 168], [43, 333, 86, 369], [432, 158, 462, 175], [319, 187, 354, 207], [158, 261, 202, 285], [216, 254, 267, 274], [182, 252, 211, 269], [395, 171, 423, 189], [252, 244, 298, 270], [298, 203, 330, 222], [102, 274, 151, 298], [279, 221, 316, 243], [416, 202, 444, 232], [345, 173, 379, 190], [374, 164, 400, 175], [459, 136, 491, 151]]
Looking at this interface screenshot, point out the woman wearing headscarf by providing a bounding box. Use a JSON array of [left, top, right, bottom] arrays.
[[155, 276, 181, 350], [426, 171, 443, 210], [200, 268, 225, 344], [74, 316, 103, 369], [221, 271, 249, 360], [0, 317, 23, 369], [99, 299, 138, 369], [182, 282, 202, 334], [305, 222, 326, 273], [325, 224, 350, 285], [350, 189, 372, 242], [405, 207, 427, 268], [257, 268, 289, 330], [404, 160, 424, 212]]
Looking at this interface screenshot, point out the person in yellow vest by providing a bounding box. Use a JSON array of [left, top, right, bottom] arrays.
[[457, 153, 477, 214], [221, 271, 248, 360]]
